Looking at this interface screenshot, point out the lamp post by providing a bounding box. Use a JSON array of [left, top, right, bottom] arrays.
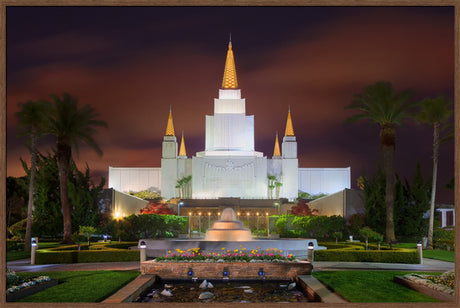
[[208, 212, 211, 230], [246, 212, 250, 227], [31, 237, 37, 265], [139, 240, 147, 263], [188, 212, 192, 238], [417, 241, 423, 264], [308, 242, 314, 263], [198, 212, 202, 236], [256, 212, 259, 231]]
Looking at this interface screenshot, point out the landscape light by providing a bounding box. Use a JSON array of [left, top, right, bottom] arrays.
[[223, 267, 229, 278], [139, 240, 147, 249], [258, 268, 264, 277], [31, 238, 37, 247], [187, 268, 193, 277]]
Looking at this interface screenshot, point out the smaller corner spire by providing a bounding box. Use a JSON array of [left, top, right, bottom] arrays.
[[273, 131, 281, 157], [285, 107, 295, 137], [165, 107, 175, 136], [179, 130, 187, 157]]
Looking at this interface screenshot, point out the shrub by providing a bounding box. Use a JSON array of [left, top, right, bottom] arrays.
[[347, 213, 365, 236], [293, 215, 345, 240], [7, 219, 27, 240], [315, 248, 419, 263], [7, 240, 24, 251], [113, 214, 187, 240], [359, 227, 383, 248], [433, 227, 455, 250], [275, 215, 297, 238], [35, 249, 140, 264]]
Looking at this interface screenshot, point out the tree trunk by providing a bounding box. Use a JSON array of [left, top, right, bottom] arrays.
[[381, 124, 396, 243], [57, 141, 74, 244], [427, 122, 440, 250], [24, 135, 38, 252]]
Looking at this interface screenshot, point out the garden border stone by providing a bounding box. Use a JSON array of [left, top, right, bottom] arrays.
[[394, 275, 455, 302]]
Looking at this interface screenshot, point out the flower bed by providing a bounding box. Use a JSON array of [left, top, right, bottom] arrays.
[[394, 271, 455, 302], [155, 247, 296, 263], [143, 246, 312, 279], [6, 268, 58, 302]]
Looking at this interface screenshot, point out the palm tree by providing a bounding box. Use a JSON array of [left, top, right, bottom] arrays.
[[345, 81, 414, 243], [15, 100, 51, 251], [267, 175, 276, 199], [275, 181, 283, 199], [47, 93, 107, 243], [416, 96, 453, 249]]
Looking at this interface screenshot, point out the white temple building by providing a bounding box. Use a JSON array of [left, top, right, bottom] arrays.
[[108, 40, 351, 201]]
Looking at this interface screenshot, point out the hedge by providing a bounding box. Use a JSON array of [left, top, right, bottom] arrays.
[[314, 248, 419, 263], [35, 249, 140, 264]]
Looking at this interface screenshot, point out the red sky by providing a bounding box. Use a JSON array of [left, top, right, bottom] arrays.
[[6, 6, 455, 203]]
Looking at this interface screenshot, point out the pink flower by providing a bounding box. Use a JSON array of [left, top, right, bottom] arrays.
[[280, 254, 283, 257]]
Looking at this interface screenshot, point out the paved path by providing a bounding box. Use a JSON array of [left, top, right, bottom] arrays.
[[7, 258, 454, 273], [313, 258, 455, 272]]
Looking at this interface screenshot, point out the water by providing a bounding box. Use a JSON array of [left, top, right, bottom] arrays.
[[135, 278, 318, 303]]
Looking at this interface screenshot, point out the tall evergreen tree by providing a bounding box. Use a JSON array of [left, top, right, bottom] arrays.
[[15, 100, 51, 250], [416, 96, 453, 249], [47, 93, 107, 243], [345, 81, 414, 242]]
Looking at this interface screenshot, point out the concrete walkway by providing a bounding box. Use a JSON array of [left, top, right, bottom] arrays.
[[313, 258, 455, 272], [7, 258, 454, 273]]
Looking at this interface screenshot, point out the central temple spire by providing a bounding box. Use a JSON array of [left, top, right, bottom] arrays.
[[221, 37, 239, 89]]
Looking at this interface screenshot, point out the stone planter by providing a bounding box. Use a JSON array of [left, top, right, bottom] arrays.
[[6, 279, 59, 302], [141, 260, 312, 279]]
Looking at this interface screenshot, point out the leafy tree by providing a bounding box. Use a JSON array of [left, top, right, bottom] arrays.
[[290, 199, 318, 216], [23, 151, 105, 238], [79, 225, 97, 246], [69, 163, 106, 231], [398, 161, 431, 237], [361, 167, 386, 235], [359, 227, 383, 250], [15, 99, 51, 250], [416, 96, 453, 249], [47, 93, 107, 243], [6, 176, 28, 230], [345, 81, 414, 242]]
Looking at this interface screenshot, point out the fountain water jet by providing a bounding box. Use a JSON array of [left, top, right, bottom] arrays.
[[204, 208, 252, 241]]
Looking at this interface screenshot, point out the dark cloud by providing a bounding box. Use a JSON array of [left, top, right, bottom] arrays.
[[6, 6, 454, 204]]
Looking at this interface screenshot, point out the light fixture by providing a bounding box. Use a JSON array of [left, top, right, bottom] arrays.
[[208, 212, 211, 216], [258, 268, 264, 277], [139, 240, 147, 249], [189, 212, 192, 216], [223, 267, 229, 278], [187, 268, 194, 277], [199, 212, 202, 216], [31, 238, 37, 247]]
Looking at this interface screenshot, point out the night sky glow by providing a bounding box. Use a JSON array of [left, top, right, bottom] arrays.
[[6, 6, 455, 203]]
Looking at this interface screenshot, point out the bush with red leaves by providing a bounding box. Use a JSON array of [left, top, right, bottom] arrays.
[[140, 201, 176, 215], [290, 200, 318, 216]]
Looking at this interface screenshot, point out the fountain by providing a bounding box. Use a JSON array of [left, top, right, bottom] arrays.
[[204, 208, 252, 241]]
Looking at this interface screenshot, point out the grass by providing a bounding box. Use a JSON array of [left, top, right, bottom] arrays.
[[423, 249, 455, 262], [312, 271, 442, 302], [15, 270, 140, 302]]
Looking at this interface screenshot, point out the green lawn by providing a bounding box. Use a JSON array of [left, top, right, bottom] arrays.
[[312, 271, 442, 302], [15, 270, 140, 302], [423, 249, 455, 262]]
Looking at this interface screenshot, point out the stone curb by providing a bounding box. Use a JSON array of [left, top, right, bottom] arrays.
[[394, 276, 456, 302], [102, 274, 156, 303], [297, 275, 347, 303]]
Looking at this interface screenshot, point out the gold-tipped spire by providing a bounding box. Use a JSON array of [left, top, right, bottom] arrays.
[[284, 106, 295, 137], [179, 131, 187, 157], [221, 37, 239, 89], [273, 131, 281, 157], [165, 106, 175, 136]]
